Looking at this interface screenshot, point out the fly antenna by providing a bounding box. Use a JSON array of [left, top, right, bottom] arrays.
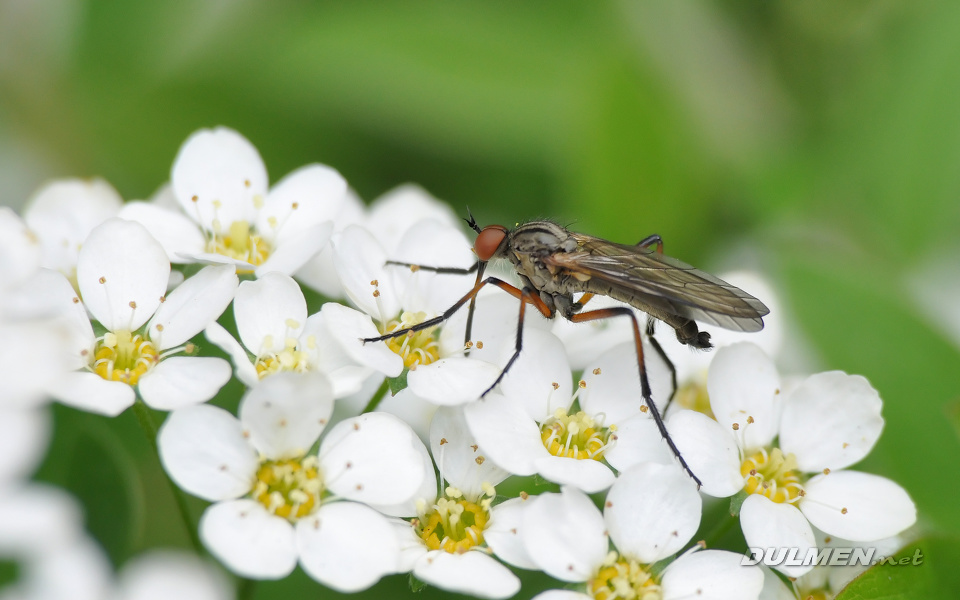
[[464, 207, 482, 234]]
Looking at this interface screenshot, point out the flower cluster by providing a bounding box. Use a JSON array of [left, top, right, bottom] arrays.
[[0, 127, 917, 600]]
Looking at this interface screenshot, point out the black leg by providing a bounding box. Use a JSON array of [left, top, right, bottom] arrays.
[[645, 317, 678, 412], [571, 307, 701, 488]]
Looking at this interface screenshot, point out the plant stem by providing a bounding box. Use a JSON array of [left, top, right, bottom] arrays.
[[361, 377, 390, 414], [701, 511, 738, 549], [132, 398, 205, 555]]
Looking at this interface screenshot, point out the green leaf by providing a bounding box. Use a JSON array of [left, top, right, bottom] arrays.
[[728, 489, 748, 517], [779, 248, 960, 535], [64, 427, 141, 564], [835, 538, 958, 599], [388, 369, 410, 396]]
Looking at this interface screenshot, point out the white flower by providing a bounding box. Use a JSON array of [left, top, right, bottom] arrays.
[[389, 406, 523, 599], [670, 342, 916, 577], [468, 331, 678, 493], [0, 209, 78, 409], [47, 218, 237, 415], [333, 215, 551, 408], [112, 550, 233, 600], [523, 465, 764, 600], [0, 484, 113, 600], [124, 127, 340, 277], [204, 272, 401, 397], [292, 186, 364, 299], [22, 178, 123, 285], [158, 373, 426, 591]]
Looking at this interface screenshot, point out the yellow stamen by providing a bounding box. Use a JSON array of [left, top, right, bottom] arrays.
[[93, 330, 159, 385], [253, 456, 323, 520], [741, 448, 804, 503], [540, 408, 614, 461]]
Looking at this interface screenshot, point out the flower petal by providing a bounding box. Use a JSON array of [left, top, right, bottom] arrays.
[[533, 456, 616, 494], [464, 391, 547, 476], [147, 265, 238, 350], [0, 407, 50, 485], [171, 127, 267, 230], [137, 356, 232, 410], [234, 272, 306, 355], [157, 404, 259, 501], [319, 302, 403, 377], [76, 219, 169, 332], [605, 463, 702, 563], [800, 471, 916, 541], [24, 178, 123, 275], [740, 495, 815, 578], [204, 322, 259, 387], [239, 372, 334, 460], [255, 222, 333, 277], [485, 496, 538, 570], [530, 592, 591, 600], [0, 207, 41, 289], [364, 428, 437, 518], [669, 409, 744, 498], [296, 501, 400, 592], [198, 500, 296, 579], [661, 549, 764, 600], [602, 413, 677, 473], [779, 372, 883, 472], [118, 201, 206, 263], [522, 487, 608, 582], [578, 339, 674, 426], [413, 550, 520, 600], [430, 406, 509, 497], [707, 342, 781, 451], [257, 163, 347, 240], [365, 184, 460, 253], [332, 225, 402, 319], [49, 372, 135, 416], [391, 218, 476, 315], [319, 412, 426, 506], [407, 357, 500, 405], [114, 550, 234, 600], [498, 329, 573, 421]]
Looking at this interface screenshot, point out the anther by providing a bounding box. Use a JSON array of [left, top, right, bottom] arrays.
[[476, 341, 484, 349], [593, 368, 601, 375], [475, 456, 485, 465], [99, 276, 106, 284], [552, 382, 559, 390], [129, 301, 137, 309]]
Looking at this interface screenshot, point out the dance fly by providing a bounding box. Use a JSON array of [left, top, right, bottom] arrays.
[[364, 216, 770, 486]]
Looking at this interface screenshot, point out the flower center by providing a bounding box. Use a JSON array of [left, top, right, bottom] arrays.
[[672, 378, 715, 419], [415, 486, 492, 554], [540, 408, 615, 460], [383, 311, 440, 369], [253, 456, 323, 521], [588, 553, 662, 600], [255, 328, 313, 378], [93, 330, 159, 385], [206, 220, 271, 270], [741, 447, 803, 503]]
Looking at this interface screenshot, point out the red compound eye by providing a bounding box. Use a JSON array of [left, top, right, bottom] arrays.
[[474, 225, 507, 261]]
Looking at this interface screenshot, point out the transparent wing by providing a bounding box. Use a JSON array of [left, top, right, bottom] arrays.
[[544, 233, 770, 332]]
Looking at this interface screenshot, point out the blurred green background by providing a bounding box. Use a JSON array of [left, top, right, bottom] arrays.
[[3, 0, 960, 597]]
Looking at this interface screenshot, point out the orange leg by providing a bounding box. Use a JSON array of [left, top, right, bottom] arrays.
[[570, 306, 700, 488]]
